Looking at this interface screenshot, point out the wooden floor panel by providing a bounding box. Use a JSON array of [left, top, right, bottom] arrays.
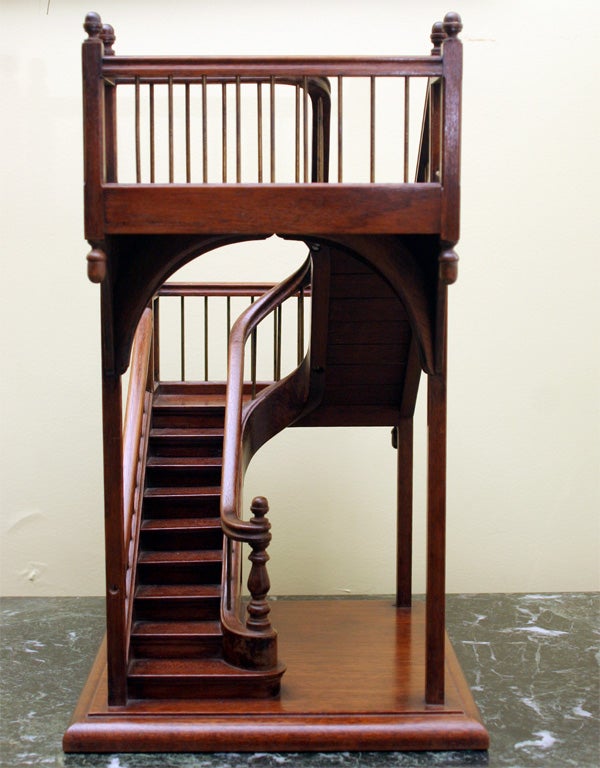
[[64, 600, 489, 753]]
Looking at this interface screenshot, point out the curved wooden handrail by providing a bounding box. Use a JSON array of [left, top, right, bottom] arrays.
[[220, 256, 312, 667], [122, 307, 153, 554]]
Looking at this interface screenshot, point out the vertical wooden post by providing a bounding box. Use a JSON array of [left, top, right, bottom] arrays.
[[82, 13, 106, 248], [425, 369, 447, 704], [101, 24, 118, 184], [101, 365, 127, 706], [396, 418, 413, 607]]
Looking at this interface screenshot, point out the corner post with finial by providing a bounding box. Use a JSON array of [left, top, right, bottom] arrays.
[[425, 11, 463, 707], [83, 13, 127, 708], [82, 12, 107, 284]]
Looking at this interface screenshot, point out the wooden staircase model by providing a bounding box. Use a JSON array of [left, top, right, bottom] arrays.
[[64, 10, 490, 753]]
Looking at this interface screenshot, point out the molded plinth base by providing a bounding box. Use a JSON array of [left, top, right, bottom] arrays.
[[64, 600, 489, 752]]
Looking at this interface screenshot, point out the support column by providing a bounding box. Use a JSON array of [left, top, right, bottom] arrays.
[[396, 417, 414, 607], [425, 370, 447, 704]]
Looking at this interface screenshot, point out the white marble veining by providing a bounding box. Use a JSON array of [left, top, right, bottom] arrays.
[[1, 594, 598, 768]]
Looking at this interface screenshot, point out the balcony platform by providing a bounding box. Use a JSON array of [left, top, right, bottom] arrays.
[[63, 599, 489, 753]]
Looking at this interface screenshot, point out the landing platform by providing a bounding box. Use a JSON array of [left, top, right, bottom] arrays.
[[63, 599, 489, 752]]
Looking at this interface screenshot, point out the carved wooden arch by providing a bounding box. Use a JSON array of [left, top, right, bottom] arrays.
[[104, 231, 437, 378], [105, 234, 270, 375]]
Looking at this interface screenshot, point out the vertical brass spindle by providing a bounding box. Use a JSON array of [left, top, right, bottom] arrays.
[[180, 296, 185, 381], [317, 97, 324, 182], [149, 84, 155, 183], [135, 77, 141, 182], [202, 75, 208, 183], [297, 289, 304, 365], [226, 296, 231, 342], [270, 76, 276, 182], [370, 76, 376, 183], [250, 296, 257, 398], [338, 76, 343, 182], [168, 75, 174, 183], [274, 306, 282, 380], [185, 83, 191, 182], [257, 83, 263, 182], [236, 76, 241, 183], [222, 83, 228, 183], [404, 77, 410, 183], [295, 84, 300, 183], [204, 296, 209, 382], [303, 76, 309, 182]]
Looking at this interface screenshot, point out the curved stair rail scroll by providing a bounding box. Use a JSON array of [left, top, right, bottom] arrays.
[[220, 256, 313, 671]]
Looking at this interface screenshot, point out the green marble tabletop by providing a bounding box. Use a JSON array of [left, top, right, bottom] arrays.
[[1, 593, 598, 767]]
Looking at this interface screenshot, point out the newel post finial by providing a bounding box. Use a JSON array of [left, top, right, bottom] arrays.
[[430, 21, 446, 55], [246, 496, 273, 633], [101, 23, 116, 55], [83, 11, 102, 39], [443, 11, 463, 39]]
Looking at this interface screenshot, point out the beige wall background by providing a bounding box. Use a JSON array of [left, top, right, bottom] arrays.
[[1, 0, 598, 596]]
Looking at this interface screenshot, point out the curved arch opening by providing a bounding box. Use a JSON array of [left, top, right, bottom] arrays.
[[155, 236, 310, 384]]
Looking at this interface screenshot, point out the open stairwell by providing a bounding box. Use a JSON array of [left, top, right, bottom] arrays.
[[127, 382, 283, 700]]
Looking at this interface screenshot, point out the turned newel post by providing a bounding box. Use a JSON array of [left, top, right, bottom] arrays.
[[246, 496, 273, 632]]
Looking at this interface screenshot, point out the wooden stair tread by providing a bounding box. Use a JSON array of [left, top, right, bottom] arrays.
[[153, 394, 227, 408], [132, 621, 222, 637], [146, 456, 222, 468], [144, 486, 221, 498], [150, 427, 224, 438], [141, 518, 222, 531], [135, 585, 220, 598], [138, 550, 222, 564], [129, 658, 284, 679]]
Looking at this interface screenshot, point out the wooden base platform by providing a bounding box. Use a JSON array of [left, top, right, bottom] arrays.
[[63, 599, 489, 753]]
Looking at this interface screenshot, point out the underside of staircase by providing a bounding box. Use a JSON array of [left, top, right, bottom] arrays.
[[128, 383, 283, 701]]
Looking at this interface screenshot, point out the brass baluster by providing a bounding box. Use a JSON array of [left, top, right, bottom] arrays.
[[202, 75, 208, 182], [168, 75, 174, 182], [134, 76, 141, 182], [180, 296, 185, 381], [185, 83, 191, 182], [149, 83, 155, 182], [338, 76, 343, 182], [204, 296, 209, 381]]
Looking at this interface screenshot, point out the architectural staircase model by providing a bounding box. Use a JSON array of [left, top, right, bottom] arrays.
[[64, 10, 489, 753]]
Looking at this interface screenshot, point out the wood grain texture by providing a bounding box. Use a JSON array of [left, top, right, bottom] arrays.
[[103, 184, 442, 235], [64, 600, 488, 752]]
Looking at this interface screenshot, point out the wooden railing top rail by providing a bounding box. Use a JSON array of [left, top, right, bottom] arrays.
[[100, 56, 442, 81], [158, 282, 310, 299]]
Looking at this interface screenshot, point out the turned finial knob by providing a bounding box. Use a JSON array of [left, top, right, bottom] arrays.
[[430, 21, 446, 54], [87, 247, 107, 283], [101, 23, 116, 55], [250, 496, 269, 522], [443, 11, 463, 38], [83, 11, 102, 39]]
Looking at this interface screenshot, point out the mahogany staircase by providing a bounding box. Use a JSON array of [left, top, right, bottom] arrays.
[[128, 383, 283, 699], [65, 9, 490, 754]]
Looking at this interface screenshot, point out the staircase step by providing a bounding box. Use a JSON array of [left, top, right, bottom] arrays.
[[140, 518, 223, 551], [149, 427, 224, 457], [146, 456, 222, 487], [137, 550, 222, 585], [151, 397, 226, 428], [134, 584, 221, 621], [143, 486, 221, 519], [127, 658, 285, 700], [130, 620, 222, 658]]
